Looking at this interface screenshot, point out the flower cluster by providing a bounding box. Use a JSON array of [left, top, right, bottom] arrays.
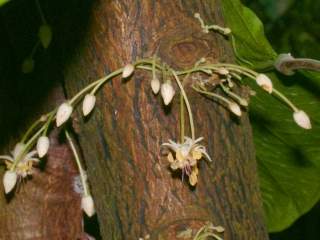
[[0, 143, 39, 193], [0, 26, 314, 221], [162, 137, 211, 186]]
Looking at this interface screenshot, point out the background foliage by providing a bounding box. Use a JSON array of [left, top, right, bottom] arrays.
[[242, 0, 320, 239]]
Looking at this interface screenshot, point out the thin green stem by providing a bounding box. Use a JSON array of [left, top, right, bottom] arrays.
[[43, 110, 56, 135], [90, 68, 123, 96], [180, 93, 185, 143], [272, 88, 298, 112], [219, 83, 247, 106], [12, 124, 46, 170], [21, 118, 43, 143], [35, 0, 47, 23], [193, 86, 232, 105], [30, 41, 40, 58], [172, 71, 195, 140], [65, 130, 89, 196]]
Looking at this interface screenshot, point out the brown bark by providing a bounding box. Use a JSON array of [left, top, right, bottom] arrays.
[[62, 1, 268, 239]]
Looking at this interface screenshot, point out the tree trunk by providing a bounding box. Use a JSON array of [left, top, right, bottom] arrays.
[[63, 0, 268, 239], [0, 0, 268, 239]]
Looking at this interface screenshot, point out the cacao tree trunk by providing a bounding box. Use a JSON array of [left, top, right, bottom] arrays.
[[64, 0, 268, 239], [0, 0, 269, 239]]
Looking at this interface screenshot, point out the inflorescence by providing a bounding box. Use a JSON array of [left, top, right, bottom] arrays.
[[0, 14, 312, 221]]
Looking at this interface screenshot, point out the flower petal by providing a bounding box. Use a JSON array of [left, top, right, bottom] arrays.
[[167, 152, 175, 163], [0, 155, 14, 162], [192, 150, 202, 160]]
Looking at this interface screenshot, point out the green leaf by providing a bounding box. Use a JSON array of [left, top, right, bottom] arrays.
[[249, 72, 320, 232], [38, 24, 52, 49], [0, 0, 9, 7], [221, 0, 277, 70], [222, 0, 320, 232]]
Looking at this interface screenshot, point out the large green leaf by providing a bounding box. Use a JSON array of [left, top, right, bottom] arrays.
[[221, 0, 277, 70], [250, 72, 320, 232], [0, 0, 9, 8], [222, 0, 320, 233]]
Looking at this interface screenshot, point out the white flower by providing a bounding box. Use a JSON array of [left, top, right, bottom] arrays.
[[162, 137, 211, 186], [3, 170, 17, 194], [82, 94, 96, 116], [293, 110, 312, 129], [151, 77, 160, 94], [0, 143, 40, 193], [161, 82, 175, 105], [56, 102, 73, 127], [256, 74, 273, 93], [122, 64, 135, 78], [228, 102, 242, 116], [37, 136, 50, 158], [81, 195, 95, 217]]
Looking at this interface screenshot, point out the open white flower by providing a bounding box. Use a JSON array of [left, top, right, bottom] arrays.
[[0, 143, 39, 178], [162, 137, 211, 186], [0, 143, 39, 193]]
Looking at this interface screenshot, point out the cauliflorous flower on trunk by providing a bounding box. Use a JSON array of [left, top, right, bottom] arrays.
[[162, 137, 212, 186], [0, 143, 39, 180]]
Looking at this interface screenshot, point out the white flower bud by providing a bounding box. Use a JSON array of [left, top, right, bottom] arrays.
[[217, 68, 229, 75], [228, 102, 242, 116], [122, 64, 135, 78], [3, 170, 17, 194], [151, 78, 160, 94], [56, 103, 73, 127], [161, 82, 175, 105], [81, 195, 95, 217], [82, 94, 96, 116], [37, 136, 50, 158], [256, 74, 273, 93], [293, 110, 311, 129], [223, 28, 231, 35], [239, 98, 248, 107]]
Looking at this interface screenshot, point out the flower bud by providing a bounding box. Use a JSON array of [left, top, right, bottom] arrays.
[[122, 64, 135, 78], [161, 82, 175, 105], [239, 98, 248, 107], [56, 103, 73, 127], [38, 24, 52, 49], [37, 136, 50, 158], [151, 78, 160, 94], [81, 195, 95, 217], [293, 110, 311, 129], [228, 102, 242, 116], [256, 74, 273, 93], [3, 170, 17, 194], [223, 28, 232, 35], [82, 94, 96, 116], [217, 68, 229, 75]]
